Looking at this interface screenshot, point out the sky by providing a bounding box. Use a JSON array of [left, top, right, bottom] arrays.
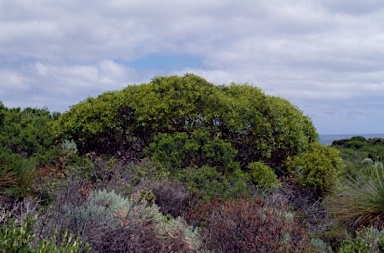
[[1, 0, 384, 135]]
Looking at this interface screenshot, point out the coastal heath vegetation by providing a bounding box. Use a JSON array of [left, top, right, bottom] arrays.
[[3, 74, 383, 252]]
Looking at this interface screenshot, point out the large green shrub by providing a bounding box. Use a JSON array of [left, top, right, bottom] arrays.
[[51, 74, 318, 171], [286, 142, 343, 195]]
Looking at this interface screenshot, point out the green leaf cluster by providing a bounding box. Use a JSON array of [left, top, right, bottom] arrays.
[[0, 105, 58, 165], [248, 161, 281, 189], [286, 143, 344, 195]]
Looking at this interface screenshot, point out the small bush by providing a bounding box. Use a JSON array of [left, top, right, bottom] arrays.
[[337, 227, 384, 253], [310, 238, 333, 253], [70, 189, 132, 230], [362, 158, 374, 168], [0, 154, 37, 197], [194, 197, 313, 252], [248, 161, 281, 188], [68, 189, 201, 251], [0, 212, 90, 253], [286, 142, 343, 196]]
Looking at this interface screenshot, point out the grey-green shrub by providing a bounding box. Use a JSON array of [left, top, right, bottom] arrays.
[[362, 158, 374, 168], [70, 189, 201, 251], [310, 238, 333, 253], [70, 189, 131, 229]]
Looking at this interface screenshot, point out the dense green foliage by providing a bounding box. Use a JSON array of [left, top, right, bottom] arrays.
[[145, 129, 240, 174], [0, 103, 58, 163], [0, 103, 60, 196], [248, 161, 281, 188], [332, 136, 384, 167], [52, 74, 318, 170], [286, 143, 343, 195]]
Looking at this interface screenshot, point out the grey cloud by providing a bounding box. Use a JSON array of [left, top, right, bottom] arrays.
[[1, 0, 384, 134]]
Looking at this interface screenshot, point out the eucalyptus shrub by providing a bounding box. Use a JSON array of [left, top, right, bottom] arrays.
[[51, 74, 318, 172]]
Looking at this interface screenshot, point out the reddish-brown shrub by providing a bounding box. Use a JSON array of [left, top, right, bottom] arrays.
[[195, 197, 313, 253], [148, 180, 194, 218]]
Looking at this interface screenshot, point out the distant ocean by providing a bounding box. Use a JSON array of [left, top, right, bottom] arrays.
[[320, 134, 384, 145]]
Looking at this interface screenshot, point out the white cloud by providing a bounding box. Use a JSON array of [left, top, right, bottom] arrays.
[[0, 70, 29, 94], [1, 0, 384, 134]]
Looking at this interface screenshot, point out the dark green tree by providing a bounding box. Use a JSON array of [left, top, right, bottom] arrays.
[[0, 105, 57, 165]]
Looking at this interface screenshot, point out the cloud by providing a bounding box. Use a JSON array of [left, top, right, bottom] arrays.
[[0, 69, 29, 94], [1, 0, 384, 134]]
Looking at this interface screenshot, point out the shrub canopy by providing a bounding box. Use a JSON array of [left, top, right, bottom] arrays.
[[52, 74, 318, 170]]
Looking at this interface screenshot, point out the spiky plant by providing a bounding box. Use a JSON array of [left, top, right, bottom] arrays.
[[327, 166, 384, 228]]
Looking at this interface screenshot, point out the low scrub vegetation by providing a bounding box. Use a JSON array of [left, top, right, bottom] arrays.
[[1, 74, 384, 252]]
